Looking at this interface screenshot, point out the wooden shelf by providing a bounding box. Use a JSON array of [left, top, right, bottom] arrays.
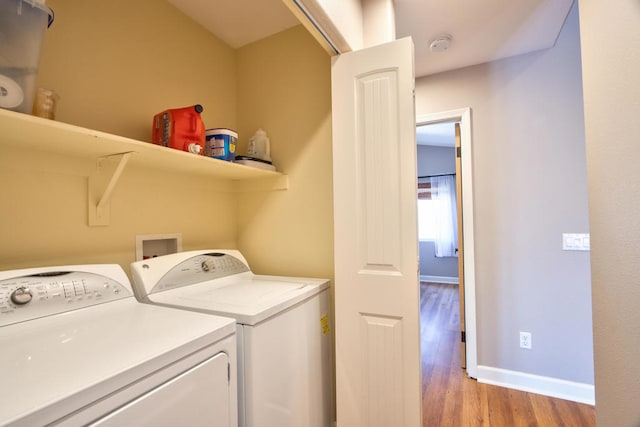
[[0, 108, 287, 185]]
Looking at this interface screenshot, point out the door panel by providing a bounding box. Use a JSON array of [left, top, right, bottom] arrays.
[[90, 352, 230, 427], [332, 37, 421, 427]]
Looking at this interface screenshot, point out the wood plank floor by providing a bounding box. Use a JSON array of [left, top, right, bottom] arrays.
[[420, 282, 595, 426]]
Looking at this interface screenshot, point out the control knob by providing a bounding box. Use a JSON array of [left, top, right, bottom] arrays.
[[11, 286, 33, 305], [201, 260, 215, 272]]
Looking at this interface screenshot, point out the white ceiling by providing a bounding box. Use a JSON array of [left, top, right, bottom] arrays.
[[167, 0, 300, 49], [396, 0, 574, 76], [168, 0, 574, 77], [417, 122, 455, 147]]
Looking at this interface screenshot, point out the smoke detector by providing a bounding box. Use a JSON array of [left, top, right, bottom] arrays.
[[429, 35, 452, 52]]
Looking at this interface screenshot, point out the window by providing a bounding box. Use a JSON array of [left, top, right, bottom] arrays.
[[417, 181, 438, 240], [418, 199, 439, 240], [417, 175, 458, 257]]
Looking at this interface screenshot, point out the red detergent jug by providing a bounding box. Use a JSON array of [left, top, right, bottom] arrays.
[[152, 104, 205, 154]]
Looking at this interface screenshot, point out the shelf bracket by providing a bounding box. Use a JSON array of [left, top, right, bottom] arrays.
[[88, 152, 134, 226]]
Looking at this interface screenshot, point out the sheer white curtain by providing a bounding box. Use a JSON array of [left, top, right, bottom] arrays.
[[431, 175, 458, 257]]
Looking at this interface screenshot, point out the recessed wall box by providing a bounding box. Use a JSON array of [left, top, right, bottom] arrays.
[[136, 233, 182, 261]]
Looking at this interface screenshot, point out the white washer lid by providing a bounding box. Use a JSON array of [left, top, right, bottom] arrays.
[[0, 298, 235, 426], [149, 275, 330, 325]]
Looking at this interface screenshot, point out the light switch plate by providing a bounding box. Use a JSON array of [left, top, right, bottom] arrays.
[[562, 233, 590, 251]]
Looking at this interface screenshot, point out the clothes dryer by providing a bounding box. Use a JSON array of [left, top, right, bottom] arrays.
[[130, 250, 334, 427], [0, 264, 237, 427]]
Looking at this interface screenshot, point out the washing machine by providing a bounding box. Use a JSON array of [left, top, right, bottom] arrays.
[[130, 250, 334, 427], [0, 264, 238, 427]]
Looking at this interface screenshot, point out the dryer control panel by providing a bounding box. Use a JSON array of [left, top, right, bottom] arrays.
[[0, 271, 131, 326], [134, 252, 251, 295]]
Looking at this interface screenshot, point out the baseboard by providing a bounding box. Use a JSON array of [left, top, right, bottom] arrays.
[[420, 275, 459, 285], [476, 365, 595, 405]]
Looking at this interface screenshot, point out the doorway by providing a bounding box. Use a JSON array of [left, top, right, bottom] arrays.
[[416, 122, 460, 285], [416, 108, 477, 378]]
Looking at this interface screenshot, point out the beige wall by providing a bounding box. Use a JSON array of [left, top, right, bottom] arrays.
[[1, 0, 238, 273], [415, 3, 594, 385], [0, 146, 236, 272], [1, 1, 334, 283], [579, 1, 640, 425], [235, 26, 334, 279], [35, 0, 237, 141]]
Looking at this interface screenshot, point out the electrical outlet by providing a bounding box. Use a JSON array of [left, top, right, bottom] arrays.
[[520, 332, 532, 349]]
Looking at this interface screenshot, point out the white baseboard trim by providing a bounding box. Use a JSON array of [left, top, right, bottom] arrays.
[[419, 275, 459, 285], [476, 365, 595, 405]]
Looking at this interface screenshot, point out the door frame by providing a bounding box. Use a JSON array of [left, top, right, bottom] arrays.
[[416, 108, 477, 378]]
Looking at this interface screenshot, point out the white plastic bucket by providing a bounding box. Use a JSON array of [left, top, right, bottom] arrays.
[[0, 0, 54, 114], [204, 128, 238, 161]]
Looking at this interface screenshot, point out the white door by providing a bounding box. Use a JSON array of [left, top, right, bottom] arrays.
[[332, 37, 421, 427]]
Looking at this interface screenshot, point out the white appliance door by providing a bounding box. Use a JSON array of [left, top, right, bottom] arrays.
[[90, 352, 231, 427], [242, 290, 333, 427], [331, 37, 421, 426]]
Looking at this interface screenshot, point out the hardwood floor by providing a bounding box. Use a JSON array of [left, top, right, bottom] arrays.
[[420, 282, 595, 426]]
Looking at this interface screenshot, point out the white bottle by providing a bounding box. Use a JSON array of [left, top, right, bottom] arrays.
[[248, 128, 272, 162]]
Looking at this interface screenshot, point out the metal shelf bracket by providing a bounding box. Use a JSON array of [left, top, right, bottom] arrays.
[[88, 152, 134, 226]]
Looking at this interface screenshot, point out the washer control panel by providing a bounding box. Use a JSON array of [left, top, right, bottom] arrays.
[[0, 271, 130, 326], [148, 252, 250, 294]]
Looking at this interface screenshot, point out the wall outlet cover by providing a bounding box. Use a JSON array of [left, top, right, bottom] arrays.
[[520, 331, 532, 349], [562, 233, 590, 251]]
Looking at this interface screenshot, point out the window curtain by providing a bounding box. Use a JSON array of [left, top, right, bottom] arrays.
[[431, 175, 458, 257]]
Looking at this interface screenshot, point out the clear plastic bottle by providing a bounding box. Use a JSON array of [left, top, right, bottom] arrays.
[[248, 128, 272, 162], [32, 87, 59, 119]]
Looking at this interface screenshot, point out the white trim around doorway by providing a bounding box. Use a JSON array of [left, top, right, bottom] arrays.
[[416, 107, 478, 378]]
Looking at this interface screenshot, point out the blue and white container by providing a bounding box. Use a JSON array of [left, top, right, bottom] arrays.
[[204, 128, 237, 161]]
